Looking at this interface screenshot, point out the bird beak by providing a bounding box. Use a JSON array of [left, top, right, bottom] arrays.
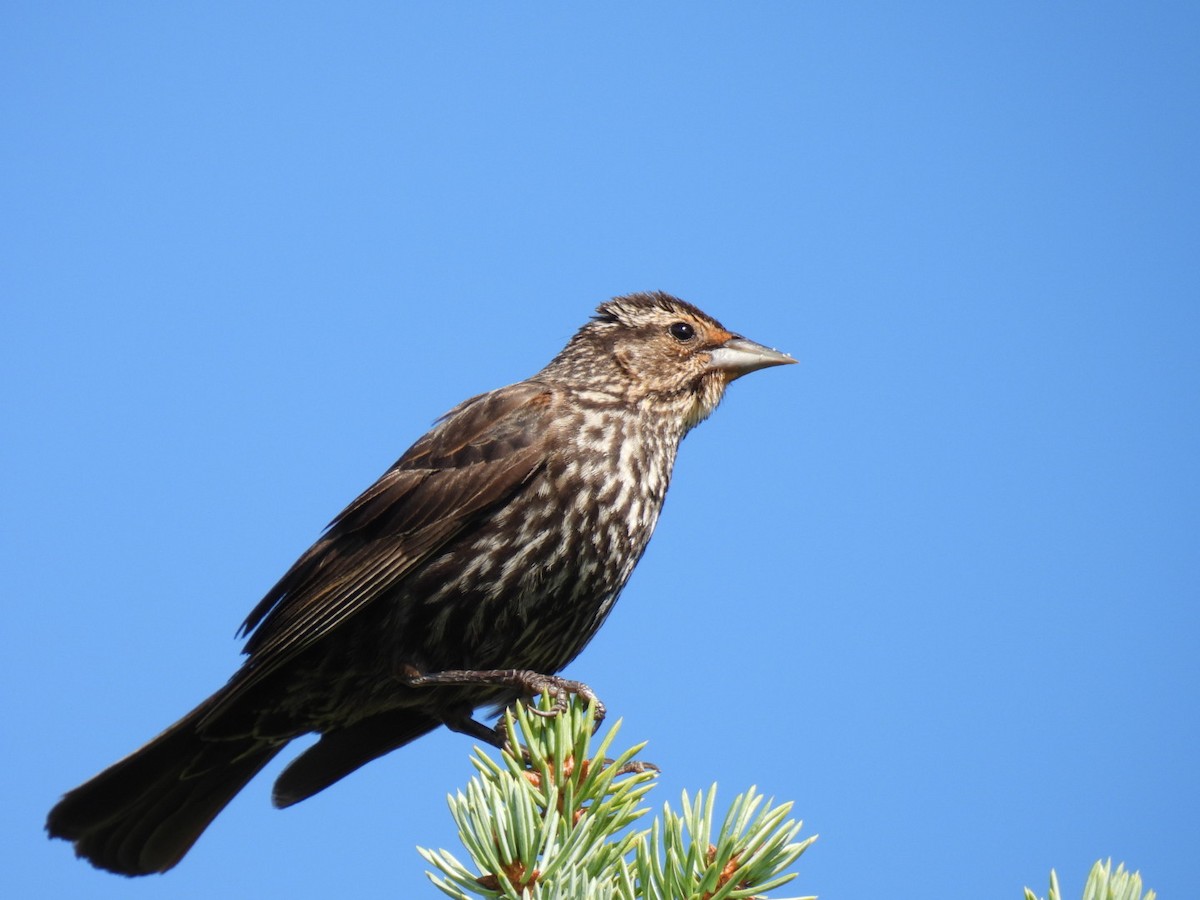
[[706, 335, 797, 380]]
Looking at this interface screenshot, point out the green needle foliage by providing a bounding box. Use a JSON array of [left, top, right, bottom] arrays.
[[419, 696, 815, 900], [1024, 859, 1156, 900]]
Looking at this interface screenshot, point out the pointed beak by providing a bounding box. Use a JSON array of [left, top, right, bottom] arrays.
[[706, 335, 797, 379]]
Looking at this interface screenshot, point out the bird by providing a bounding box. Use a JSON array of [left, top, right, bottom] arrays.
[[46, 290, 795, 876]]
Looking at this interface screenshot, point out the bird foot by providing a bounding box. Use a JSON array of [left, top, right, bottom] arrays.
[[610, 759, 659, 776], [400, 666, 606, 730]]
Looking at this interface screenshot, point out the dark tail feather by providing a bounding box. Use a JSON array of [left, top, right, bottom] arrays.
[[46, 705, 282, 876], [273, 708, 440, 809]]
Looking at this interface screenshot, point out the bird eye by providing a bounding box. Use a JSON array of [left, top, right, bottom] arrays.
[[668, 321, 695, 342]]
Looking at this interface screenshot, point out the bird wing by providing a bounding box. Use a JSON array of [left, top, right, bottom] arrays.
[[213, 381, 555, 710]]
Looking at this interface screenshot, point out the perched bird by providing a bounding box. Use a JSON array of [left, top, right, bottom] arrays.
[[46, 291, 795, 876]]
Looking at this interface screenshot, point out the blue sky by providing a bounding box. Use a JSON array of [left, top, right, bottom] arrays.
[[4, 4, 1197, 898]]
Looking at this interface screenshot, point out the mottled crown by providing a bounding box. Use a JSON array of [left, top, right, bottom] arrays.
[[539, 292, 714, 388], [591, 291, 727, 333]]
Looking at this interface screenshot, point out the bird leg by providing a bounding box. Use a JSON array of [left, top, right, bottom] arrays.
[[399, 666, 606, 728], [440, 709, 509, 749]]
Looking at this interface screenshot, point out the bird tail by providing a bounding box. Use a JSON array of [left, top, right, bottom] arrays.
[[46, 701, 282, 876]]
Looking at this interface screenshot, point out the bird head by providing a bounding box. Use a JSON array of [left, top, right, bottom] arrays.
[[543, 291, 795, 431]]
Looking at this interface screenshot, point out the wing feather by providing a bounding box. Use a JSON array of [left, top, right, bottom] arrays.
[[211, 382, 554, 712]]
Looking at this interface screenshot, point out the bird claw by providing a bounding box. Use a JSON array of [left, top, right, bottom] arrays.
[[520, 674, 605, 728]]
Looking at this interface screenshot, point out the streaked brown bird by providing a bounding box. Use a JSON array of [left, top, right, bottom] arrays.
[[46, 291, 794, 875]]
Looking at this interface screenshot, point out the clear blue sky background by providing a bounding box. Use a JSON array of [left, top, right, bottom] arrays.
[[4, 4, 1196, 899]]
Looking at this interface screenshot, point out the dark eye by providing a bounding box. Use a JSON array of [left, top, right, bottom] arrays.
[[668, 321, 695, 342]]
